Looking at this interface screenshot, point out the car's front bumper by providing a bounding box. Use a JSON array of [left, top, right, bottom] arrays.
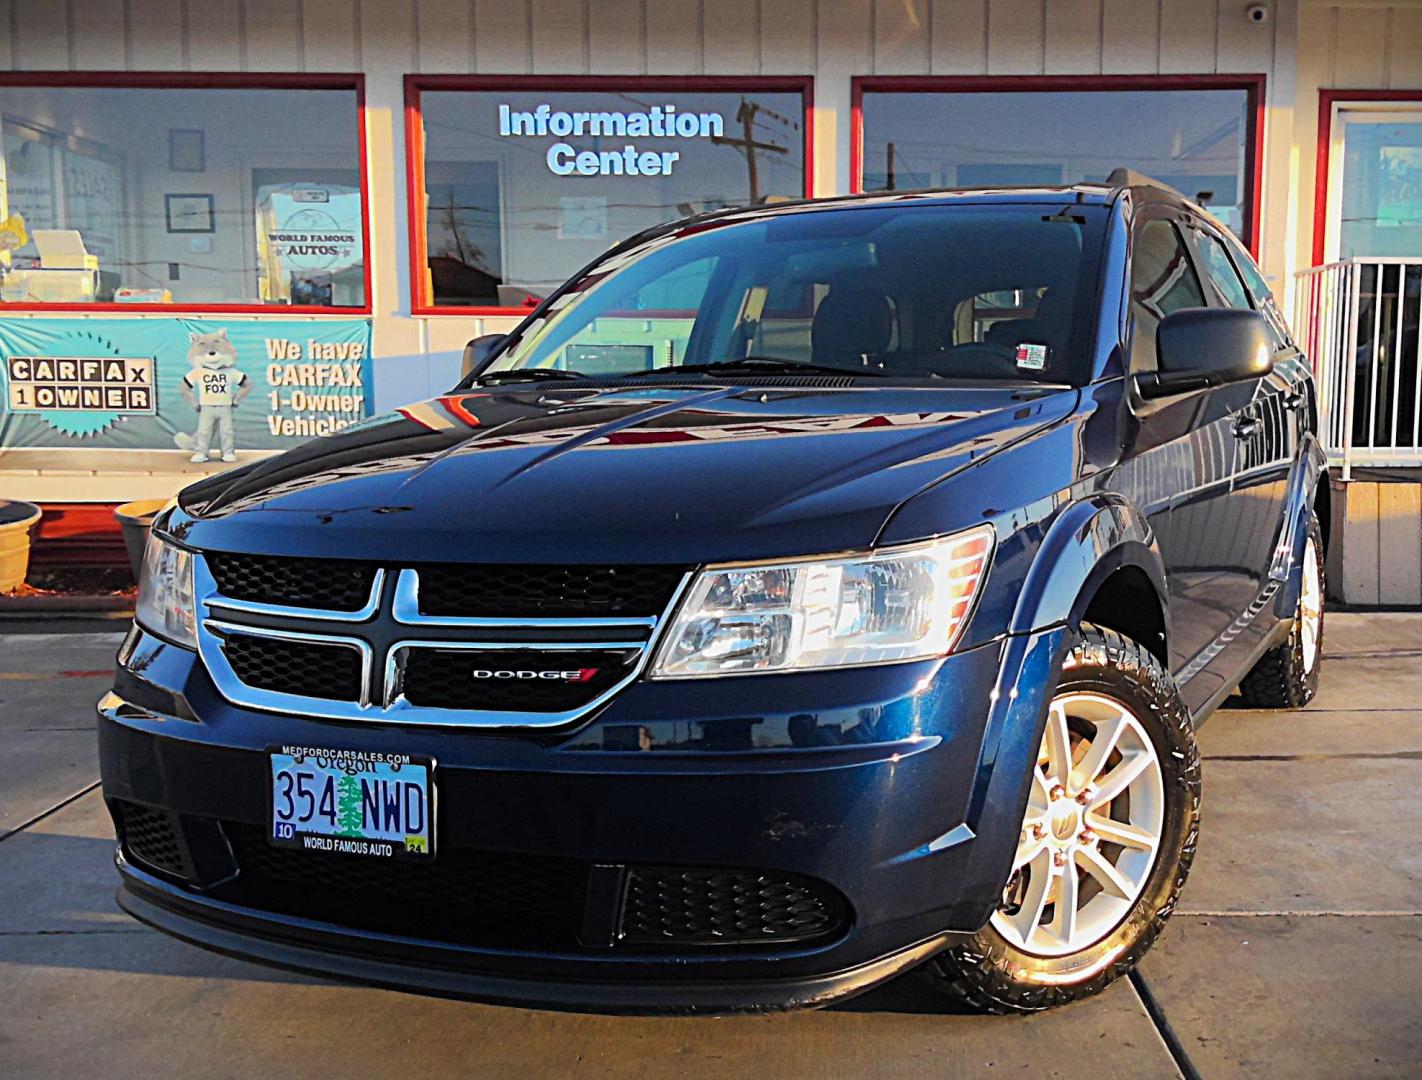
[[117, 864, 954, 1013], [99, 622, 1066, 1013]]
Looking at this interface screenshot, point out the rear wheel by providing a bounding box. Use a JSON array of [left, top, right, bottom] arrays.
[[1237, 513, 1325, 709], [924, 624, 1200, 1013]]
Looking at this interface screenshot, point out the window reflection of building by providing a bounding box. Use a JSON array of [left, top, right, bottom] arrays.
[[414, 82, 810, 310], [0, 82, 365, 310], [859, 81, 1258, 246]]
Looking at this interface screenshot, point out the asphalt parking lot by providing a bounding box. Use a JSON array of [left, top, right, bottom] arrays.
[[1, 613, 1418, 1078]]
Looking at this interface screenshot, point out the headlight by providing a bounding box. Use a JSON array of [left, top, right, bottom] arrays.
[[134, 531, 197, 649], [649, 526, 994, 678]]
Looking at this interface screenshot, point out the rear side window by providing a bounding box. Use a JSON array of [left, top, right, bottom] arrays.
[[1220, 231, 1294, 350], [1130, 220, 1207, 372], [1195, 230, 1253, 310]]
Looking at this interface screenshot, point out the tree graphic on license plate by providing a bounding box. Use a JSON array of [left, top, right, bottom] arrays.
[[336, 773, 363, 836]]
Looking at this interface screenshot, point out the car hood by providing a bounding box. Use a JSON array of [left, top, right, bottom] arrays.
[[172, 382, 1076, 563]]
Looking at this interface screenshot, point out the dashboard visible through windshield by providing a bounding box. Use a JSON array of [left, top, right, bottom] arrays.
[[477, 200, 1108, 386]]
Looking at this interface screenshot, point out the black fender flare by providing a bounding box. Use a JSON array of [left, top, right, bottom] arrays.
[[1007, 492, 1169, 638], [1270, 434, 1329, 615]]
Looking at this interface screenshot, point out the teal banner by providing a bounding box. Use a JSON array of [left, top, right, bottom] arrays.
[[0, 317, 372, 456]]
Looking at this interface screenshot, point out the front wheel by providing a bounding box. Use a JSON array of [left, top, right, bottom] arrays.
[[924, 624, 1201, 1013]]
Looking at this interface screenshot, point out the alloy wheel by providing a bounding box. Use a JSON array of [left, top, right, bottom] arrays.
[[990, 691, 1166, 957]]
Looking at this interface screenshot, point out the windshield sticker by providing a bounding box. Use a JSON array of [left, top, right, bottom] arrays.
[[1015, 343, 1048, 371]]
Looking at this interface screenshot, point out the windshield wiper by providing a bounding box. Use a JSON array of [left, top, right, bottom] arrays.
[[474, 368, 587, 385], [624, 356, 884, 378]]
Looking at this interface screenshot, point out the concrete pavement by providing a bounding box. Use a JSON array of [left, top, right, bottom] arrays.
[[1134, 613, 1422, 1077], [0, 631, 116, 838], [1, 615, 1419, 1077]]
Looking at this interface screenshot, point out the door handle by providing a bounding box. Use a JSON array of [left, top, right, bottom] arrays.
[[1232, 413, 1262, 439]]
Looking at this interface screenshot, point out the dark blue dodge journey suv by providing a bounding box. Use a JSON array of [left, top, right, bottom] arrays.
[[103, 173, 1327, 1013]]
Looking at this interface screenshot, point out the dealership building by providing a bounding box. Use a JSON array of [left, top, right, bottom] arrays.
[[0, 0, 1418, 596]]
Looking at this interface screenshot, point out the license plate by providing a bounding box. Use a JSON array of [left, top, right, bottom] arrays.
[[267, 746, 434, 860]]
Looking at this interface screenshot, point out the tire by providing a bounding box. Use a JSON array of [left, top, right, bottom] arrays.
[[923, 624, 1201, 1014], [1236, 512, 1325, 709]]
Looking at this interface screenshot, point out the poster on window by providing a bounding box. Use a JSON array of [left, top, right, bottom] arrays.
[[61, 148, 123, 267], [255, 182, 365, 306], [1, 131, 57, 262], [1378, 145, 1422, 226], [0, 317, 372, 455]]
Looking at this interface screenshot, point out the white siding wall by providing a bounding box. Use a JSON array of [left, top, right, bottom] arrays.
[[1292, 2, 1422, 277], [0, 0, 1416, 418]]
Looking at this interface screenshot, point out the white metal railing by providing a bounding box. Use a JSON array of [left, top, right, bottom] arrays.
[[1293, 257, 1422, 480]]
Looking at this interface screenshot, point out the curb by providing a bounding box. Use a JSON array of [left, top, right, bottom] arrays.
[[0, 595, 135, 614]]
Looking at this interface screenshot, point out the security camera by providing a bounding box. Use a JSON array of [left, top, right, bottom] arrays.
[[1246, 4, 1269, 23]]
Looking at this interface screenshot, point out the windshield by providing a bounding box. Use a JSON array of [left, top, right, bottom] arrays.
[[478, 201, 1108, 386]]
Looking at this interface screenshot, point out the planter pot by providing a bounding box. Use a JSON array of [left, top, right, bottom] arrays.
[[115, 499, 171, 582], [0, 500, 43, 593]]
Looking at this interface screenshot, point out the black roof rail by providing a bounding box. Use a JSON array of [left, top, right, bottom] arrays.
[[1105, 168, 1186, 199]]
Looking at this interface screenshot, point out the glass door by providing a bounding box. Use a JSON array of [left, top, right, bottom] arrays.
[[1325, 106, 1422, 260], [1323, 104, 1422, 456]]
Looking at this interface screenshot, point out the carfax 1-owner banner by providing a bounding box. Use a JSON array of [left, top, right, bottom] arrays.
[[0, 318, 372, 453]]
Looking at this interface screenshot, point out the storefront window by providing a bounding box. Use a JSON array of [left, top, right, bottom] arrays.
[[1335, 111, 1422, 259], [0, 78, 366, 309], [411, 79, 811, 311], [857, 80, 1258, 246]]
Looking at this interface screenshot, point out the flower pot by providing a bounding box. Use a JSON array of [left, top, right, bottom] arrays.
[[115, 499, 171, 582], [0, 500, 43, 593]]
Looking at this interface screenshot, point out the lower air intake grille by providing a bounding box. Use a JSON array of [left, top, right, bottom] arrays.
[[206, 551, 377, 612], [414, 563, 687, 618], [116, 800, 187, 877], [222, 634, 363, 701], [222, 824, 588, 950], [620, 866, 848, 946]]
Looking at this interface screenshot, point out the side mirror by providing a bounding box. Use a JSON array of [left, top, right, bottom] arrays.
[[460, 333, 507, 379], [1135, 307, 1275, 399]]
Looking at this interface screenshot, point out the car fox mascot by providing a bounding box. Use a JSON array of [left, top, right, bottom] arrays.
[[175, 328, 251, 463]]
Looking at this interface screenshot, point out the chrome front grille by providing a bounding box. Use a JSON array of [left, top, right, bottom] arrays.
[[192, 554, 691, 728]]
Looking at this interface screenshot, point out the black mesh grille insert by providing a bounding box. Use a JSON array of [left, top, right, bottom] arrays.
[[620, 867, 848, 946], [399, 647, 641, 712], [116, 800, 187, 878], [222, 823, 587, 949], [222, 634, 363, 701], [207, 552, 377, 612], [415, 563, 687, 618]]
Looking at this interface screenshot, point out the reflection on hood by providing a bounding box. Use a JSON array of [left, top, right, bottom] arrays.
[[175, 382, 1074, 565]]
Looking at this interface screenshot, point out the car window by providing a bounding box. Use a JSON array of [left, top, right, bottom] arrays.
[[480, 203, 1110, 385], [564, 256, 718, 374], [745, 276, 901, 366], [1220, 230, 1294, 350], [949, 288, 1049, 348], [1195, 230, 1253, 310], [1129, 219, 1207, 373]]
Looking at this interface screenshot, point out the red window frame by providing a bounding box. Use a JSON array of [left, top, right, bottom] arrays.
[[850, 74, 1267, 257], [405, 74, 816, 317], [1312, 88, 1422, 266], [0, 71, 372, 315]]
